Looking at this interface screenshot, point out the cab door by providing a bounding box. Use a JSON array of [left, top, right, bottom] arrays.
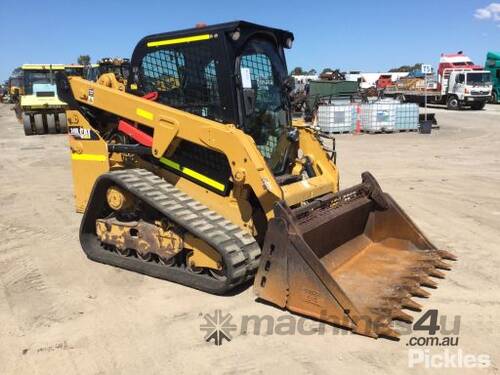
[[452, 73, 465, 99], [236, 38, 290, 172]]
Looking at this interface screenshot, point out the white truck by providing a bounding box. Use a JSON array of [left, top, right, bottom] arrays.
[[385, 53, 492, 110]]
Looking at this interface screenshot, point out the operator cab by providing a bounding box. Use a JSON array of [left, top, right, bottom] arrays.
[[127, 21, 294, 173]]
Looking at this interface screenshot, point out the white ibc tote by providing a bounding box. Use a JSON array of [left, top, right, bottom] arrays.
[[317, 104, 356, 133]]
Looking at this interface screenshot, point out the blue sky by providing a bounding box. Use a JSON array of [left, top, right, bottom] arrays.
[[1, 0, 499, 80]]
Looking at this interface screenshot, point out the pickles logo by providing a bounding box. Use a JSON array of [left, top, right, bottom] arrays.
[[200, 310, 237, 346]]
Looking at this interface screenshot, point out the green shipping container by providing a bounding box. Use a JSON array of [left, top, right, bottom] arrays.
[[486, 51, 500, 103], [305, 80, 359, 113]]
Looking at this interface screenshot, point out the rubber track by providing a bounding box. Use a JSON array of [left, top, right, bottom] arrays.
[[80, 168, 261, 294]]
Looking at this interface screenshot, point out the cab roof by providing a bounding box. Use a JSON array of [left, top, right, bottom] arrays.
[[139, 20, 294, 48]]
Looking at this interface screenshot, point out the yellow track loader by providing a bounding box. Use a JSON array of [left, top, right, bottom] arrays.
[[95, 57, 130, 84], [83, 58, 130, 92], [57, 21, 455, 339]]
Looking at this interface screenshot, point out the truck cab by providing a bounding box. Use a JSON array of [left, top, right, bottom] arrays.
[[443, 69, 492, 109], [376, 74, 393, 89], [437, 53, 492, 109], [485, 51, 500, 104]]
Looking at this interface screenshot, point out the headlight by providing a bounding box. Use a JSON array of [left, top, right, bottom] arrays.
[[230, 30, 240, 41]]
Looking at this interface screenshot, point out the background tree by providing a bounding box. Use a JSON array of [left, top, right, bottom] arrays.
[[291, 67, 304, 75], [307, 68, 317, 75], [77, 55, 91, 66], [319, 68, 346, 80], [389, 63, 422, 72]]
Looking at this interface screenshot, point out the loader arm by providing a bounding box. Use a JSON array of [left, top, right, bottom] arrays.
[[65, 76, 339, 216]]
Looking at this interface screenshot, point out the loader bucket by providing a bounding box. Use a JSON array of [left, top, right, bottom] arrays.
[[254, 172, 455, 339]]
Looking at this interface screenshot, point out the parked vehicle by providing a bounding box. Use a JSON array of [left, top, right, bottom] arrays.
[[385, 53, 492, 110], [485, 51, 500, 104], [375, 74, 393, 89], [7, 67, 24, 106]]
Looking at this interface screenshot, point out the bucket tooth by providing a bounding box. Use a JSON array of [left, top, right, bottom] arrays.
[[376, 326, 400, 340], [401, 277, 420, 289], [419, 277, 438, 288], [409, 287, 431, 298], [409, 265, 432, 276], [434, 259, 452, 270], [393, 288, 413, 301], [402, 298, 422, 311], [436, 250, 457, 261], [392, 309, 414, 323], [419, 250, 435, 258], [429, 268, 446, 279], [382, 296, 406, 310], [371, 308, 391, 321], [421, 257, 439, 267], [403, 273, 421, 281]]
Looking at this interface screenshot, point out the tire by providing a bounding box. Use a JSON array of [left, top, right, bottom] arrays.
[[46, 113, 57, 134], [491, 92, 498, 104], [23, 114, 33, 136], [14, 104, 22, 121], [446, 96, 460, 110], [471, 102, 486, 110], [34, 113, 45, 135], [58, 112, 67, 133]]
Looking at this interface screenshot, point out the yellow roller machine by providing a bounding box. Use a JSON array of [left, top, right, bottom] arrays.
[[57, 21, 455, 339], [19, 64, 85, 135]]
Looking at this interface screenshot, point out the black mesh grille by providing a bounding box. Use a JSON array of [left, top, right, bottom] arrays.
[[139, 41, 223, 122], [168, 140, 231, 193]]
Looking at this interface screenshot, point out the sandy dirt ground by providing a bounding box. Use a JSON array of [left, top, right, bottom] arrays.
[[0, 103, 498, 374]]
